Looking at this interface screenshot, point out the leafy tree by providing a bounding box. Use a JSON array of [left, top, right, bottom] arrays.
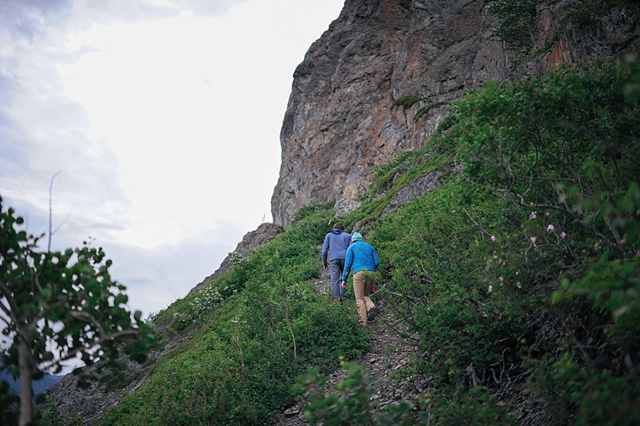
[[0, 196, 155, 426]]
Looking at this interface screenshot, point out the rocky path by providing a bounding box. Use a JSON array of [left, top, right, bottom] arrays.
[[274, 266, 421, 425]]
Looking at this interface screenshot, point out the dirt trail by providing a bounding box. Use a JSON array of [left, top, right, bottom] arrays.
[[274, 266, 421, 425]]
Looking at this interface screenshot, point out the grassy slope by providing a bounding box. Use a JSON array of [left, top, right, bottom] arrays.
[[95, 60, 640, 425], [96, 205, 370, 425]]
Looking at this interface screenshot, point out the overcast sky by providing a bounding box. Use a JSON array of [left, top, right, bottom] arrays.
[[0, 0, 344, 318]]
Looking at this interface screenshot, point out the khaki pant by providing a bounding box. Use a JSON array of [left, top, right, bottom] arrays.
[[353, 270, 375, 325]]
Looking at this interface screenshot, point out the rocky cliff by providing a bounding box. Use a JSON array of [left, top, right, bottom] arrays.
[[271, 0, 639, 228]]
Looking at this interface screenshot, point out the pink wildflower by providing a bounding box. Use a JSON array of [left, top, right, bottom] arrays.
[[560, 231, 566, 239], [491, 235, 496, 241], [488, 285, 493, 293], [499, 276, 504, 282], [547, 224, 555, 232], [620, 239, 625, 244], [530, 236, 537, 245], [529, 211, 537, 220]]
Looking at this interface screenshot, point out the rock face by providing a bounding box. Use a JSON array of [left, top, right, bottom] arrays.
[[271, 0, 639, 228]]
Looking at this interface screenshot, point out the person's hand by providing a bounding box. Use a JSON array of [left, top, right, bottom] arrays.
[[323, 265, 328, 270], [341, 281, 347, 288]]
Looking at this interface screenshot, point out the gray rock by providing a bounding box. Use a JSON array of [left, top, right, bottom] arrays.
[[380, 168, 445, 219], [271, 0, 640, 228], [334, 198, 362, 219]]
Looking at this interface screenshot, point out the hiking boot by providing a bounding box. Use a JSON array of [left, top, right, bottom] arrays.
[[367, 307, 379, 322]]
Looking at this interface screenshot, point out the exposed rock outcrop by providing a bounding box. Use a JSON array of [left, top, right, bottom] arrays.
[[42, 324, 202, 424], [188, 222, 283, 295], [271, 0, 639, 228]]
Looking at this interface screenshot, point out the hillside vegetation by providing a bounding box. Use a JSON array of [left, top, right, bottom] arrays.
[[57, 58, 639, 425], [298, 58, 640, 425]]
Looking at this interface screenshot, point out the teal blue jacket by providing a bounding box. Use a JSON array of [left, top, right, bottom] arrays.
[[341, 240, 379, 281]]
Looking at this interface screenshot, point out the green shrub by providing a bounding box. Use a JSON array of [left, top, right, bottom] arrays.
[[96, 204, 369, 426], [370, 178, 525, 396], [414, 101, 446, 120], [429, 386, 518, 425], [35, 404, 82, 426], [452, 59, 640, 423], [95, 59, 640, 426], [390, 95, 424, 110]]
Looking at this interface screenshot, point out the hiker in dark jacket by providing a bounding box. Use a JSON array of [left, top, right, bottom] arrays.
[[321, 222, 351, 300], [341, 232, 379, 325]]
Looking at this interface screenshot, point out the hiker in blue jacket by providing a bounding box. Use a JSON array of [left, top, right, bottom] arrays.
[[341, 232, 379, 325], [321, 222, 352, 300]]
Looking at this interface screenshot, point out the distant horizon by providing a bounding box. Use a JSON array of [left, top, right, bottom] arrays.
[[0, 370, 65, 395]]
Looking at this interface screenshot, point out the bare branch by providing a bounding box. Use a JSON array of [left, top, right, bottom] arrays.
[[462, 208, 492, 239], [69, 310, 107, 338], [40, 328, 144, 370], [0, 281, 19, 322], [48, 170, 61, 252]]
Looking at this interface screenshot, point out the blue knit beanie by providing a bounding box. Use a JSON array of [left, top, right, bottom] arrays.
[[351, 232, 363, 241]]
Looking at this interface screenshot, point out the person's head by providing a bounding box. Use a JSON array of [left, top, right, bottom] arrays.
[[351, 232, 363, 242], [333, 222, 344, 230]]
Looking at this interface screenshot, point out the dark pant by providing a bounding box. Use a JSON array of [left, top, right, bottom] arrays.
[[330, 259, 345, 300]]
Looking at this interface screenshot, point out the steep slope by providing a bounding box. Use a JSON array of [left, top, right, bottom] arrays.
[[271, 0, 640, 228], [0, 371, 63, 396]]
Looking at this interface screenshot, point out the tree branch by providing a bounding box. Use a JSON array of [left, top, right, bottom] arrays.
[[48, 170, 61, 252], [40, 328, 145, 371]]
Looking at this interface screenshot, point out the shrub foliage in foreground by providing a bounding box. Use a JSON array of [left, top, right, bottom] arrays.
[[455, 59, 640, 425]]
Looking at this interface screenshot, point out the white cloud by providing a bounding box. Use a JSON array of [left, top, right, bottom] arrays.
[[0, 0, 344, 317]]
